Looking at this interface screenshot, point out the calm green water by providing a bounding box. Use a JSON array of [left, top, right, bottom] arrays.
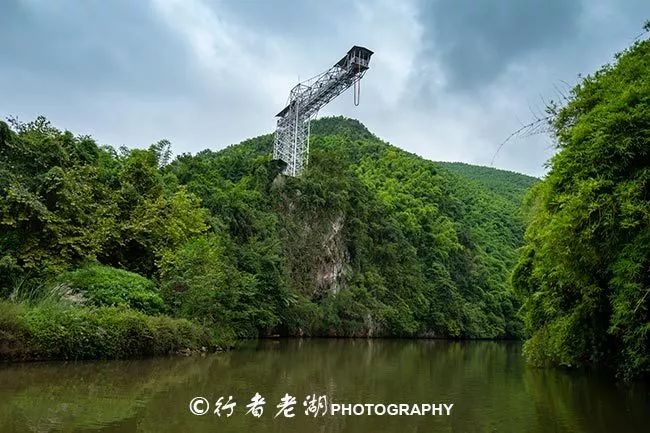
[[0, 340, 647, 433]]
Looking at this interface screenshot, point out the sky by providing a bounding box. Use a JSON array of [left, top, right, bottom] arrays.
[[1, 0, 648, 177]]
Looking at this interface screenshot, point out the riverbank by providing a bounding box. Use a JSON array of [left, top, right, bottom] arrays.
[[0, 296, 522, 363], [0, 300, 509, 363], [0, 300, 216, 361]]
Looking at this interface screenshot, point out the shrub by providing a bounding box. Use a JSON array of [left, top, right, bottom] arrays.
[[0, 300, 213, 360], [159, 236, 281, 338], [57, 264, 166, 315]]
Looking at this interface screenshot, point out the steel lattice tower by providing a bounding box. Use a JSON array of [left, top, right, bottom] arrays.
[[273, 46, 373, 177]]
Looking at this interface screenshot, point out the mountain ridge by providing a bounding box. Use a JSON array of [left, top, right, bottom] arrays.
[[206, 116, 537, 203]]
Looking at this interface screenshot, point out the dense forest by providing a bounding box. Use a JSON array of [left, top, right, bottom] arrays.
[[512, 33, 650, 381], [0, 114, 535, 359]]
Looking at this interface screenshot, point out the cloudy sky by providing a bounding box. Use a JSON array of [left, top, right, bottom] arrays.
[[1, 0, 648, 177]]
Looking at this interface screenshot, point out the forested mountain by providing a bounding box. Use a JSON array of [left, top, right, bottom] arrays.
[[0, 115, 534, 359], [166, 116, 536, 339], [512, 35, 649, 381], [435, 162, 537, 208]]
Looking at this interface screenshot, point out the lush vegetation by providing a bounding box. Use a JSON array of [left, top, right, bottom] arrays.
[[436, 162, 537, 207], [0, 113, 534, 359], [0, 117, 213, 356], [0, 300, 211, 360], [56, 264, 166, 315], [512, 35, 649, 380], [165, 117, 534, 339]]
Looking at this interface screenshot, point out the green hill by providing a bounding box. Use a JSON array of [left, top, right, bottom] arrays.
[[167, 116, 535, 338]]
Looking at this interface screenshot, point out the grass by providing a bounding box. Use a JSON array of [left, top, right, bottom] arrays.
[[0, 300, 215, 361]]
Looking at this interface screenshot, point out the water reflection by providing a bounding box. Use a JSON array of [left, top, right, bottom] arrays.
[[0, 340, 647, 433]]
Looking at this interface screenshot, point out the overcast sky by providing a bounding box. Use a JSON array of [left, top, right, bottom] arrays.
[[1, 0, 648, 177]]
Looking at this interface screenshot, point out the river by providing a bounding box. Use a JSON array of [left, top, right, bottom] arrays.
[[0, 339, 647, 432]]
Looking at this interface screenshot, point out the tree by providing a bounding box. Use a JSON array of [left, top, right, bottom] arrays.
[[513, 35, 649, 380]]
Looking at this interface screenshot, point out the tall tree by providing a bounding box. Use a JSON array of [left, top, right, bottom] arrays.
[[513, 34, 649, 380]]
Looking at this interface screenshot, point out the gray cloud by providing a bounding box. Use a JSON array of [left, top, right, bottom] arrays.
[[0, 0, 648, 177], [1, 0, 190, 95], [416, 0, 583, 92]]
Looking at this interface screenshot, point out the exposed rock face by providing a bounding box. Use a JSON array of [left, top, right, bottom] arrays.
[[314, 215, 349, 296], [274, 185, 351, 299]]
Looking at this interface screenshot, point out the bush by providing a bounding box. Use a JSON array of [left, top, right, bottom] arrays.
[[159, 236, 281, 338], [57, 264, 166, 315], [0, 300, 213, 360]]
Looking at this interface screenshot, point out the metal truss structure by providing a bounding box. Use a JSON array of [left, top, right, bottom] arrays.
[[273, 46, 373, 176]]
